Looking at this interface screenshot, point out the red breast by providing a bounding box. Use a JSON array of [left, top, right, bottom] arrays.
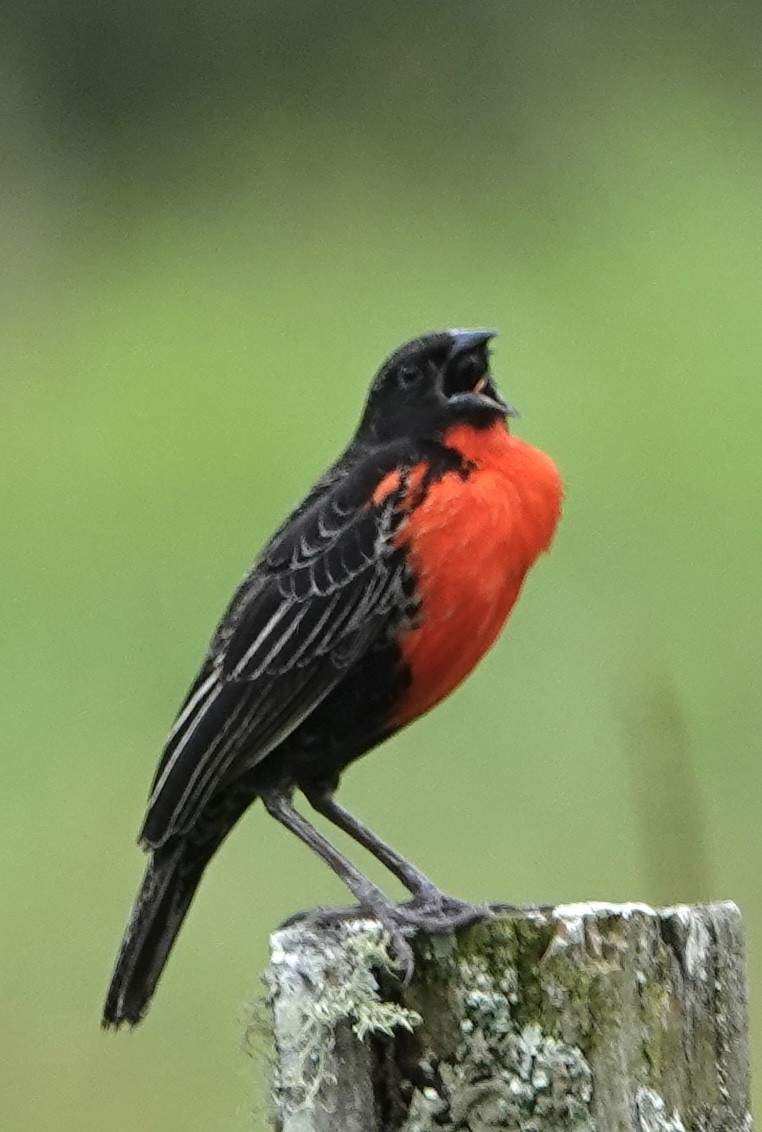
[[386, 420, 563, 727]]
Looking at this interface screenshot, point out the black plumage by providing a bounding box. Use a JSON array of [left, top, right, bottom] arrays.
[[103, 329, 506, 1027]]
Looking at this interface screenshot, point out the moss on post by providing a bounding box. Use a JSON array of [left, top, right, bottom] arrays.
[[265, 902, 752, 1132]]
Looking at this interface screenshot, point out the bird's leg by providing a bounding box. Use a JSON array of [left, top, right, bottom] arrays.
[[262, 789, 388, 908], [302, 785, 440, 898], [261, 788, 416, 978], [301, 786, 492, 932]]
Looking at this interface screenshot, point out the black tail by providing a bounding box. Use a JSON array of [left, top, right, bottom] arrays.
[[102, 843, 207, 1028]]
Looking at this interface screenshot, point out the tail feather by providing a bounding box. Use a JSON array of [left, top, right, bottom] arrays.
[[102, 844, 206, 1028]]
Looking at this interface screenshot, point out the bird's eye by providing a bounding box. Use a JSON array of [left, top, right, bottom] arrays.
[[397, 364, 422, 388]]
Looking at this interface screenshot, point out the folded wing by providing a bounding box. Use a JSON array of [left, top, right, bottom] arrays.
[[139, 467, 412, 849]]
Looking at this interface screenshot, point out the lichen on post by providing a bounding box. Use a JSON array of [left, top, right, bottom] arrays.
[[264, 902, 752, 1132]]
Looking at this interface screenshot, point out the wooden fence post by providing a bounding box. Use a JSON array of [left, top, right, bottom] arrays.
[[265, 901, 752, 1131]]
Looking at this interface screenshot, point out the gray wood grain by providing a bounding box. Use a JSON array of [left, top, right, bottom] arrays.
[[265, 902, 752, 1131]]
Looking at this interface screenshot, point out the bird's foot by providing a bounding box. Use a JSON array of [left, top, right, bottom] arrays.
[[276, 893, 491, 984], [277, 902, 416, 982], [365, 893, 492, 982], [279, 893, 490, 934], [277, 903, 371, 930], [391, 890, 494, 932]]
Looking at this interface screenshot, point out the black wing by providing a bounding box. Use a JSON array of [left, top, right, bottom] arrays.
[[139, 459, 414, 849]]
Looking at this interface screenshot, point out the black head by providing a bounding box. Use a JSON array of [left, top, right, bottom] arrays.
[[356, 329, 517, 445]]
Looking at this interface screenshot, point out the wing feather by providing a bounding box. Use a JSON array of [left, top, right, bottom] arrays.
[[140, 465, 412, 848]]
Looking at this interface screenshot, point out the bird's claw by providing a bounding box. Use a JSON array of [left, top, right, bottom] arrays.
[[390, 893, 494, 932], [277, 894, 491, 985], [276, 902, 416, 982], [277, 903, 366, 930]]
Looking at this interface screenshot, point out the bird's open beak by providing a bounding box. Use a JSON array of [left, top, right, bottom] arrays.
[[446, 330, 519, 417], [473, 376, 520, 418], [447, 328, 499, 360]]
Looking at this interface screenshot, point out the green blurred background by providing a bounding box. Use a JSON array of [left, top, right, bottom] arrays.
[[4, 1, 761, 1126]]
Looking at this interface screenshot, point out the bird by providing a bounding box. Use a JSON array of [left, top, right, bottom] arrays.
[[103, 328, 563, 1028]]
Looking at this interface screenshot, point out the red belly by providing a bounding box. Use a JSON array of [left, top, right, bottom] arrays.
[[389, 421, 562, 727]]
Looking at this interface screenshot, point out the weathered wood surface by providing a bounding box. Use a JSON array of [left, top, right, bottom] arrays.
[[266, 901, 752, 1132]]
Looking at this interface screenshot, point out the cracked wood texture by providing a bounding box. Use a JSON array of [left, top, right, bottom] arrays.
[[265, 902, 752, 1132]]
